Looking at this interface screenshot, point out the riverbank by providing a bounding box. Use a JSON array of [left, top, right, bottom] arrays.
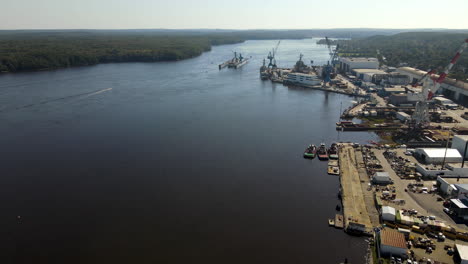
[[0, 33, 245, 73]]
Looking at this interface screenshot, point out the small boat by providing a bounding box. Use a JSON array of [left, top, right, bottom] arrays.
[[328, 166, 340, 175], [303, 144, 317, 159], [328, 219, 335, 226], [336, 204, 341, 211], [317, 143, 329, 160], [328, 143, 339, 159]]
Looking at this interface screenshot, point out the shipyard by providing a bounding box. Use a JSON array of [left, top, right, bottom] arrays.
[[2, 6, 468, 262], [287, 37, 468, 264]]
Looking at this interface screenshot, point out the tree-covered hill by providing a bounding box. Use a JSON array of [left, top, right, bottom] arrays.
[[0, 32, 244, 72]]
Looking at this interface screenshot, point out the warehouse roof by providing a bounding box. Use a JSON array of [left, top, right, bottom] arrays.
[[384, 87, 406, 93], [376, 172, 390, 177], [398, 67, 468, 91], [380, 229, 406, 249], [352, 69, 387, 75], [451, 199, 468, 209], [341, 57, 378, 63], [454, 135, 468, 142], [456, 244, 468, 261], [382, 206, 396, 215], [416, 148, 462, 159]]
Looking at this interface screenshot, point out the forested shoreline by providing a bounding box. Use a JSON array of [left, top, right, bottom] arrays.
[[0, 32, 245, 72]]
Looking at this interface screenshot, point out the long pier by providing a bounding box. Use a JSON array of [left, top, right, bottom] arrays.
[[338, 144, 373, 233]]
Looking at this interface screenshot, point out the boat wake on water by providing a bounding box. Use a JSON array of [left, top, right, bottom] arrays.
[[0, 87, 112, 113]]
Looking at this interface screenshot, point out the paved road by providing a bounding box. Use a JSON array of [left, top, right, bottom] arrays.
[[373, 148, 468, 232], [371, 93, 387, 107]]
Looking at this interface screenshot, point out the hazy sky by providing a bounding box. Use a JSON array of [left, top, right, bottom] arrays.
[[1, 0, 468, 30]]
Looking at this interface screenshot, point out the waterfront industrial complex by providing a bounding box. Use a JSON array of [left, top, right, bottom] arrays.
[[235, 38, 468, 264]]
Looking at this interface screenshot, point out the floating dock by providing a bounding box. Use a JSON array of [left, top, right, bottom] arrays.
[[219, 52, 248, 70], [218, 61, 229, 70], [334, 214, 344, 229]]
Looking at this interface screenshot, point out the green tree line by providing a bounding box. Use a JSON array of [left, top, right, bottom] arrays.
[[0, 32, 244, 72]]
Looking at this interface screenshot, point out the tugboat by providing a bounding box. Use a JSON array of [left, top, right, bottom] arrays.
[[328, 143, 339, 159], [303, 144, 317, 159], [317, 143, 329, 160]]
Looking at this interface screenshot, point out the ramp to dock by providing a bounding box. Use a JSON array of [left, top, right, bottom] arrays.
[[339, 145, 373, 231]]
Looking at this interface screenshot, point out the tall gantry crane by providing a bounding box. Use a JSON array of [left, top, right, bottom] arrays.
[[267, 40, 281, 68], [412, 38, 468, 128], [323, 37, 340, 84]]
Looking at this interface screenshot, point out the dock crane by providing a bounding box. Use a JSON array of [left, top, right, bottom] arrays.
[[412, 38, 468, 128], [323, 37, 340, 85], [267, 40, 281, 68]]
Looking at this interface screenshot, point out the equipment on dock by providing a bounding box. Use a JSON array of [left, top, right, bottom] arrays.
[[267, 40, 281, 68], [322, 37, 340, 85], [412, 39, 468, 128]]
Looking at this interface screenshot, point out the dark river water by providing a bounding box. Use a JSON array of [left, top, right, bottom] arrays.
[[0, 39, 378, 264]]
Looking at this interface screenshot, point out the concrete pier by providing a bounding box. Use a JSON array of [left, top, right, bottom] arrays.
[[338, 144, 373, 232]]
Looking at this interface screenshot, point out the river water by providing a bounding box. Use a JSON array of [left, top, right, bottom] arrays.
[[0, 39, 378, 264]]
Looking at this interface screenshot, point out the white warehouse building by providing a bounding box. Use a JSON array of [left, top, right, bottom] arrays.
[[339, 57, 379, 73], [452, 135, 468, 159], [414, 148, 463, 164], [381, 206, 396, 222]]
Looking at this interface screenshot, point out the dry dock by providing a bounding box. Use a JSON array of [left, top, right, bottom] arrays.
[[338, 144, 373, 233]]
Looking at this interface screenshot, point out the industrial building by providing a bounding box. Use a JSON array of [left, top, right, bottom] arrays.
[[377, 229, 407, 258], [381, 206, 396, 222], [372, 171, 392, 184], [397, 67, 468, 106], [418, 163, 468, 179], [351, 69, 387, 83], [339, 57, 379, 73], [414, 148, 463, 164], [452, 135, 468, 159], [449, 198, 468, 221], [385, 72, 410, 85], [395, 112, 411, 122], [437, 177, 468, 197], [455, 244, 468, 264]]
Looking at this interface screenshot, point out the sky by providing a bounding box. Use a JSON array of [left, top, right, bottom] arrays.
[[1, 0, 468, 30]]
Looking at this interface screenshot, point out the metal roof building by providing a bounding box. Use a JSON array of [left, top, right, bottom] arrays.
[[414, 148, 463, 164], [453, 135, 468, 159], [339, 57, 379, 73], [456, 244, 468, 264], [373, 171, 391, 185], [378, 229, 407, 258], [382, 206, 396, 222]]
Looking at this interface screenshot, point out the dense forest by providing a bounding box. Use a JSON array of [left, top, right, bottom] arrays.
[[337, 32, 468, 80], [0, 32, 245, 72]]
